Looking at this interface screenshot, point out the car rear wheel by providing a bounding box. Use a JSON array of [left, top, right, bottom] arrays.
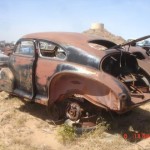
[[64, 97, 100, 129], [47, 96, 101, 128], [66, 101, 81, 121]]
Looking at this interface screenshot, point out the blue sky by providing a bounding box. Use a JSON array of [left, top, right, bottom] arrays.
[[0, 0, 149, 42]]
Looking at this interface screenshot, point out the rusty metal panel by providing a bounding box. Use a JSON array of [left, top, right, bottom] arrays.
[[48, 70, 130, 112], [35, 57, 60, 97], [10, 54, 34, 94]]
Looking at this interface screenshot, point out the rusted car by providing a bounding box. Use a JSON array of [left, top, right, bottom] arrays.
[[2, 46, 14, 56], [0, 43, 14, 56], [0, 32, 150, 124]]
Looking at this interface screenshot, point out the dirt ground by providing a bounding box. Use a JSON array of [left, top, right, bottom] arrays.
[[0, 91, 150, 150]]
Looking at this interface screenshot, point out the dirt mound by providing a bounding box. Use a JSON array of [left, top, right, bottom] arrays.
[[83, 23, 125, 44]]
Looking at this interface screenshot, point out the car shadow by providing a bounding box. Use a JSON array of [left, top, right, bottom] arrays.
[[17, 99, 150, 143], [17, 100, 65, 125]]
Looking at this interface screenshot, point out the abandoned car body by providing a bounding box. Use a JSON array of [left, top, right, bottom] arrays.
[[0, 32, 150, 123]]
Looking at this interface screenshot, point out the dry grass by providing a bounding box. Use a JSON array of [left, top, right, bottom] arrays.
[[0, 92, 63, 150], [60, 103, 150, 150], [0, 91, 150, 150]]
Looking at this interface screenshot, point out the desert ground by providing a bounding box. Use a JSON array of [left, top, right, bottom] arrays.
[[0, 91, 150, 150]]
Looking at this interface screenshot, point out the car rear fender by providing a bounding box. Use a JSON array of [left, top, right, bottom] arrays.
[[48, 70, 130, 111]]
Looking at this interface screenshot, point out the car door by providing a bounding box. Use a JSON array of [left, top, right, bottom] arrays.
[[9, 39, 36, 99], [35, 40, 67, 101]]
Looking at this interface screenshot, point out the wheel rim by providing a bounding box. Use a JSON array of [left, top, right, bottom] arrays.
[[66, 102, 81, 121]]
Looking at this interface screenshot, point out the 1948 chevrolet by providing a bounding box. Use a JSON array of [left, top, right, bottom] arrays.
[[0, 32, 150, 123]]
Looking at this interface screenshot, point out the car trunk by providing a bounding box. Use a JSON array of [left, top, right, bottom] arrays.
[[101, 51, 150, 112]]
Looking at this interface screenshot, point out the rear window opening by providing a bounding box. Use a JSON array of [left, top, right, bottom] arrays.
[[88, 43, 106, 51], [88, 39, 117, 50]]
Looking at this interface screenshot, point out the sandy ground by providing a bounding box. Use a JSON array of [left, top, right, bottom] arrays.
[[0, 91, 150, 150]]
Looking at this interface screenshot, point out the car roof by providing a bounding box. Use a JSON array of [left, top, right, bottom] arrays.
[[22, 32, 96, 45], [21, 32, 111, 58]]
